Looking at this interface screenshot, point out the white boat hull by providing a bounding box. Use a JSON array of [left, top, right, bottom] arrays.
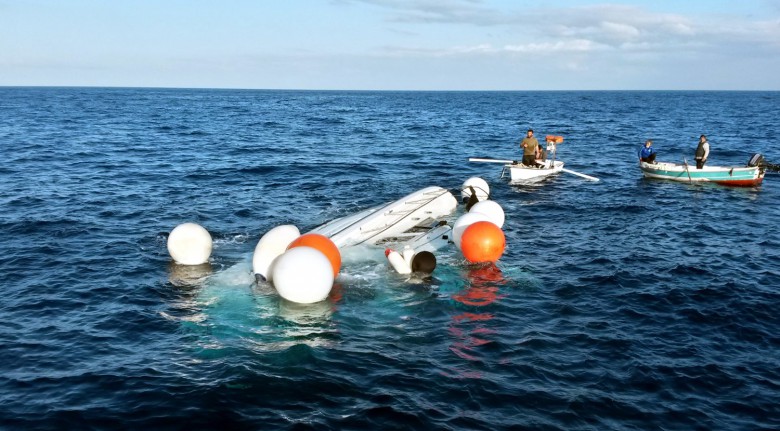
[[309, 186, 457, 248], [394, 222, 452, 254], [504, 160, 564, 181]]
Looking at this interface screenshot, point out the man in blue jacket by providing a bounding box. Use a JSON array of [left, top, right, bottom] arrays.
[[639, 140, 656, 164]]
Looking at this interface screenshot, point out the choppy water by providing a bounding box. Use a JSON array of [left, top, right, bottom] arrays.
[[1, 88, 779, 430]]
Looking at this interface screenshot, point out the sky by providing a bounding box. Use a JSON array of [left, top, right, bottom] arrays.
[[1, 0, 779, 90]]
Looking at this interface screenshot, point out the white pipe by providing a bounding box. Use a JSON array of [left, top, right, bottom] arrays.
[[468, 157, 515, 164], [561, 168, 600, 182]]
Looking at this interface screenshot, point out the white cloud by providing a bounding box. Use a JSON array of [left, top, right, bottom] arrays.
[[339, 0, 506, 25], [503, 39, 608, 54], [376, 38, 610, 58], [345, 1, 777, 54], [541, 5, 699, 48], [600, 21, 641, 40]]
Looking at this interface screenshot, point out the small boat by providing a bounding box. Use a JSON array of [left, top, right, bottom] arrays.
[[469, 135, 599, 182], [639, 154, 766, 187], [309, 186, 457, 250], [468, 157, 564, 181], [501, 159, 565, 182]]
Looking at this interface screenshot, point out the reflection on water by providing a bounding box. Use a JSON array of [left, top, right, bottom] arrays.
[[168, 261, 213, 287], [447, 264, 507, 377], [238, 283, 342, 351], [278, 288, 338, 325], [509, 173, 563, 188], [452, 263, 507, 306]]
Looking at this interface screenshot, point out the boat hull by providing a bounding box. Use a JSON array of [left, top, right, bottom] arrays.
[[639, 161, 764, 187], [504, 160, 564, 181], [309, 186, 457, 248]]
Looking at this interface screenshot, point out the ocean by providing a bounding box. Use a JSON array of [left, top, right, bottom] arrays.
[[1, 87, 779, 430]]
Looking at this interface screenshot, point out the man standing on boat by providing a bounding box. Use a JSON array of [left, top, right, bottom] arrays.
[[695, 135, 710, 169], [520, 129, 542, 167]]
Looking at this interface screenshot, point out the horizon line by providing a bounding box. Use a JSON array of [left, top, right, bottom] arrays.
[[1, 85, 778, 92]]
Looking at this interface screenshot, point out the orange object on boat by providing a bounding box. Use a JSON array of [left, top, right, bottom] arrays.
[[545, 135, 564, 143]]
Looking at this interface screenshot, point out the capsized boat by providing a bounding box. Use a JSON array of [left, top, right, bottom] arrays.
[[309, 186, 457, 251], [639, 154, 766, 187]]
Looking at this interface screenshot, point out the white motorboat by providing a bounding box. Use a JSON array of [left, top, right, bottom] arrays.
[[309, 186, 457, 251]]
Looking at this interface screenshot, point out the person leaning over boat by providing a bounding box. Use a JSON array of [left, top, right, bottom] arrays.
[[695, 135, 710, 169], [520, 129, 542, 167], [536, 139, 547, 161], [638, 140, 656, 164]]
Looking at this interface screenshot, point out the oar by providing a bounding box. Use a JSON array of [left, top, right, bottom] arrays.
[[469, 157, 516, 164], [470, 157, 599, 181], [683, 158, 693, 183], [562, 168, 600, 182]]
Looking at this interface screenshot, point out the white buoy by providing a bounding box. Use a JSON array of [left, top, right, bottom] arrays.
[[272, 246, 334, 304], [385, 248, 412, 274], [252, 225, 300, 281], [452, 212, 492, 249], [460, 177, 490, 202], [167, 223, 213, 265], [469, 200, 505, 228]]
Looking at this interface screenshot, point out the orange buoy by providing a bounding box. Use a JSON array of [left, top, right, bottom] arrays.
[[287, 233, 341, 277], [460, 221, 506, 263]]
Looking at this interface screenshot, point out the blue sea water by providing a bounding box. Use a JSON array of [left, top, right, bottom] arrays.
[[1, 87, 779, 430]]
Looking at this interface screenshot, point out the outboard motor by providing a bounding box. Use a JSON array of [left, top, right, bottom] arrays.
[[747, 153, 764, 167]]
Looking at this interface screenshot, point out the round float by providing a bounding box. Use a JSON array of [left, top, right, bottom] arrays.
[[287, 233, 341, 278], [272, 246, 334, 304], [452, 212, 493, 249], [167, 222, 212, 265], [252, 225, 300, 281], [469, 200, 505, 228], [460, 177, 490, 202], [460, 221, 506, 263]]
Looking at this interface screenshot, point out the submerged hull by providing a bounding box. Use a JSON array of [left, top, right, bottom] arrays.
[[639, 161, 764, 187], [309, 186, 457, 248], [503, 160, 564, 181]]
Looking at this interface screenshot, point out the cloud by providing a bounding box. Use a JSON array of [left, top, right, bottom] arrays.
[[342, 1, 779, 54], [503, 39, 609, 54], [600, 21, 641, 40], [338, 0, 509, 25], [376, 38, 609, 59], [530, 5, 699, 48]]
